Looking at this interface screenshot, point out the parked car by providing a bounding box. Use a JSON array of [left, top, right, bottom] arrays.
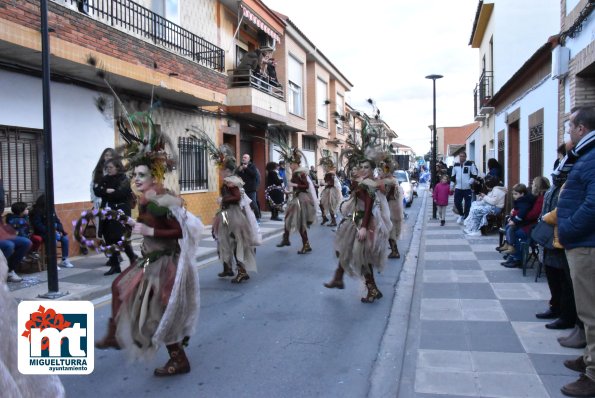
[[394, 170, 414, 207]]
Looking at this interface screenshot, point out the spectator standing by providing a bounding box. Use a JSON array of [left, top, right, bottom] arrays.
[[487, 158, 503, 182], [433, 174, 451, 226], [265, 162, 284, 221], [30, 194, 74, 269], [91, 148, 116, 210], [93, 158, 137, 275], [309, 165, 319, 197], [450, 151, 478, 223], [278, 160, 288, 187], [556, 106, 595, 397], [237, 154, 261, 221]]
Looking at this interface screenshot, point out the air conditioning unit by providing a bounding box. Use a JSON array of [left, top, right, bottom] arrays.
[[552, 46, 570, 80]]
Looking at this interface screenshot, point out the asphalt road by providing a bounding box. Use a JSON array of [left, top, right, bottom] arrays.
[[61, 193, 422, 398]]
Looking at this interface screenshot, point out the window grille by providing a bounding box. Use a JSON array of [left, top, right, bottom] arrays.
[[497, 130, 505, 169], [178, 136, 209, 192], [0, 125, 43, 206], [529, 123, 544, 183]]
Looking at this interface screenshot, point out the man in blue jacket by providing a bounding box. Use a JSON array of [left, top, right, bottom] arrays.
[[557, 106, 595, 397]]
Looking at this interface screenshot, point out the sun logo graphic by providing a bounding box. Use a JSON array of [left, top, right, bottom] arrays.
[[18, 301, 94, 375]]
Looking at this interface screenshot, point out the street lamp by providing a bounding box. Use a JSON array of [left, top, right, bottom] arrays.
[[426, 74, 443, 220]]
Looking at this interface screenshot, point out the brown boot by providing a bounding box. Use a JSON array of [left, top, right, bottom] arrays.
[[361, 271, 383, 303], [297, 241, 312, 254], [218, 262, 234, 277], [324, 267, 345, 289], [388, 239, 400, 259], [231, 264, 250, 284], [328, 212, 337, 227], [564, 356, 587, 373], [320, 205, 328, 225], [276, 230, 290, 247], [561, 374, 595, 397], [95, 318, 121, 350], [154, 343, 191, 376]]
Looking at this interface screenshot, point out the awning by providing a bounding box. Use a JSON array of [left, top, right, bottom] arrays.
[[240, 4, 281, 43]]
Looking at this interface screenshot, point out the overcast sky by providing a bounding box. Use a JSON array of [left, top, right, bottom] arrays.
[[263, 0, 480, 155]]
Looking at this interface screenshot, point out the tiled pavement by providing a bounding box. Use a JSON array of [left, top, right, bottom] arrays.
[[402, 195, 583, 398]]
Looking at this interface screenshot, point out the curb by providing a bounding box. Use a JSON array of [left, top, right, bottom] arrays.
[[55, 225, 285, 302], [368, 188, 427, 397]]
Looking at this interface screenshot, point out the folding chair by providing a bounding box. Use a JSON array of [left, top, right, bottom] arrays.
[[521, 240, 540, 277]]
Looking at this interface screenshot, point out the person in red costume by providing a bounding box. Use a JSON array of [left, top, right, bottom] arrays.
[[276, 149, 317, 254]]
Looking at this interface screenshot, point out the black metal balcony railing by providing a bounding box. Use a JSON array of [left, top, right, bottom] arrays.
[[227, 69, 285, 100], [473, 70, 493, 117], [54, 0, 224, 72]]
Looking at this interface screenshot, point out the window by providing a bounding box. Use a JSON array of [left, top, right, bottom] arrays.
[[316, 78, 328, 127], [178, 136, 209, 192], [153, 0, 179, 24], [302, 136, 317, 151], [335, 93, 344, 135], [235, 45, 247, 68], [288, 55, 303, 116], [0, 125, 42, 205]]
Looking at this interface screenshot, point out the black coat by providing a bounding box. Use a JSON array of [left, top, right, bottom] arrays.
[[93, 173, 133, 216], [237, 163, 260, 192]]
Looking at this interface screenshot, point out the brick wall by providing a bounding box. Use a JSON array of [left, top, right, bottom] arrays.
[[0, 0, 227, 94]]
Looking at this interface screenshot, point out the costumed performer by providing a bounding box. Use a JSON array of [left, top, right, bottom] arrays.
[[0, 252, 65, 397], [272, 138, 318, 254], [94, 91, 203, 377], [318, 149, 343, 227], [324, 123, 392, 303], [377, 155, 404, 259], [189, 128, 261, 283]]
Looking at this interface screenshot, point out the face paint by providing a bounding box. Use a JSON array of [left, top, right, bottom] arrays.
[[133, 165, 154, 193], [359, 161, 372, 178]]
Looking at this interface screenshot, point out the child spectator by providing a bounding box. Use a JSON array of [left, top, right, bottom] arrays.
[[433, 174, 451, 226], [500, 183, 534, 254], [6, 202, 41, 259], [30, 194, 74, 269], [501, 178, 549, 268]]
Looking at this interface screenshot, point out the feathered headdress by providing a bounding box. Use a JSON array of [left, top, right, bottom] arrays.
[[318, 149, 335, 171], [378, 152, 398, 174], [87, 55, 175, 182], [186, 126, 236, 171], [266, 131, 305, 165], [339, 119, 382, 170]]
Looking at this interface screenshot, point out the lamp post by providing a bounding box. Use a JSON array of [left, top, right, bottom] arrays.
[[426, 74, 443, 220]]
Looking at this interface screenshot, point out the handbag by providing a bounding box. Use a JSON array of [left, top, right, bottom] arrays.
[[530, 220, 555, 249]]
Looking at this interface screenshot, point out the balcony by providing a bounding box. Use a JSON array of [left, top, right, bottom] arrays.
[[473, 70, 494, 121], [226, 69, 287, 123], [54, 0, 224, 72]]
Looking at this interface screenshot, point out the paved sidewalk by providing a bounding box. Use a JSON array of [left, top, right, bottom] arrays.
[[7, 213, 285, 302], [398, 192, 583, 398]]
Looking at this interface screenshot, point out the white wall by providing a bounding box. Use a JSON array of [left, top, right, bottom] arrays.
[[491, 0, 559, 91], [494, 76, 558, 185], [0, 70, 115, 204]]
